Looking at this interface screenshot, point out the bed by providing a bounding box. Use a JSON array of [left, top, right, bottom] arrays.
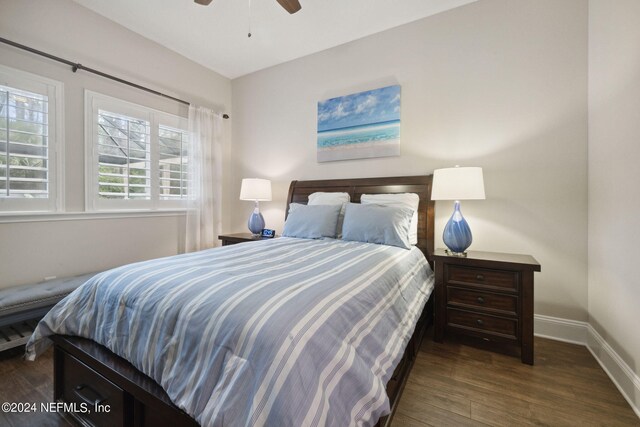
[[26, 174, 436, 427]]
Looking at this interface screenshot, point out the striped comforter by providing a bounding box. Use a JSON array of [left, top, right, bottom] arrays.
[[26, 237, 433, 427]]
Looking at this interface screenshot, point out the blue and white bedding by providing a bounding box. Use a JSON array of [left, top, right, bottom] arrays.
[[26, 237, 434, 427]]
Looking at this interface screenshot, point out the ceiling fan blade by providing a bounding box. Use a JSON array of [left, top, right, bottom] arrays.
[[194, 0, 213, 5], [276, 0, 301, 14]]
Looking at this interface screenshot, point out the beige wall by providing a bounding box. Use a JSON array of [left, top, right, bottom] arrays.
[[588, 0, 640, 375], [0, 0, 232, 288], [231, 0, 589, 321]]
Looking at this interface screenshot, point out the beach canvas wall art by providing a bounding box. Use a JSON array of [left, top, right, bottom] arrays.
[[317, 85, 401, 162]]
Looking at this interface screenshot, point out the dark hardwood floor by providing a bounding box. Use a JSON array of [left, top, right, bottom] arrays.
[[0, 346, 72, 426], [0, 334, 637, 426], [394, 334, 639, 426]]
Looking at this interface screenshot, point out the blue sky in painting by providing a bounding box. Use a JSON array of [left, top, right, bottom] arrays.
[[317, 85, 401, 132]]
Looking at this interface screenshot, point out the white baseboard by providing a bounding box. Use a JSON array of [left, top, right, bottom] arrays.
[[533, 314, 640, 419], [534, 314, 588, 345], [586, 325, 640, 419]]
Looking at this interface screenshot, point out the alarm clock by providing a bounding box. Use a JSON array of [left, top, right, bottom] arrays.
[[261, 228, 276, 238]]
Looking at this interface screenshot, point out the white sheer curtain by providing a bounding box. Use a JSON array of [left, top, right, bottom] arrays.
[[186, 106, 223, 252]]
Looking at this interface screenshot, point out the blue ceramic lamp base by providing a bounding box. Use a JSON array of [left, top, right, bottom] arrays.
[[443, 201, 473, 256], [247, 202, 265, 236]]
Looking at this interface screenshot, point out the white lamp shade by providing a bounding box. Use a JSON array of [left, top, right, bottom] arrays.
[[431, 167, 485, 200], [240, 178, 272, 201]]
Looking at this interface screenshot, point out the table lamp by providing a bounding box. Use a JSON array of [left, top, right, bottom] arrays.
[[431, 166, 485, 256], [240, 178, 272, 236]]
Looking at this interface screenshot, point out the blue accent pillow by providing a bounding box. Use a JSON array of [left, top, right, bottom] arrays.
[[341, 203, 413, 249], [282, 204, 342, 239]]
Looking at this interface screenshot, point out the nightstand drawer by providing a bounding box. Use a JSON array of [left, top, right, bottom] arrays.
[[447, 308, 518, 339], [447, 287, 517, 316], [447, 265, 518, 292]]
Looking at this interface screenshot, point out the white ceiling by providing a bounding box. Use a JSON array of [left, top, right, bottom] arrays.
[[73, 0, 477, 79]]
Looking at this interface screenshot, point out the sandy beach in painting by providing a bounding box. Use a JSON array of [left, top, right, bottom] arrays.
[[317, 119, 401, 162], [317, 138, 400, 162]]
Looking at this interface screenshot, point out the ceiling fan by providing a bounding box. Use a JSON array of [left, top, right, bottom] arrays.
[[194, 0, 301, 14]]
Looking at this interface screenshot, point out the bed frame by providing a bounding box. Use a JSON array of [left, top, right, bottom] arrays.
[[51, 174, 435, 427]]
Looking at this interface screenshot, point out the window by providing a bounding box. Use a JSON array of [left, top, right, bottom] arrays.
[[158, 125, 189, 200], [85, 91, 189, 210], [97, 110, 151, 200], [0, 65, 63, 212]]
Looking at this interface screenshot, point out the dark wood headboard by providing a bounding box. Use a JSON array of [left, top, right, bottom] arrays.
[[286, 175, 435, 264]]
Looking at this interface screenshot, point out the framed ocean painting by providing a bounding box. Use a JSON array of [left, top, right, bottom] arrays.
[[317, 85, 401, 162]]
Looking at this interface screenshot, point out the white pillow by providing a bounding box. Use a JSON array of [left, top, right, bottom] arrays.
[[308, 192, 350, 238], [360, 193, 420, 245], [308, 192, 350, 205]]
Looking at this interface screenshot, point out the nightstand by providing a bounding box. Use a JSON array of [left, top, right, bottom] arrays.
[[218, 233, 276, 246], [433, 249, 541, 365]]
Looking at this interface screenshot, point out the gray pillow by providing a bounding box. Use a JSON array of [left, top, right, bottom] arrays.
[[341, 203, 413, 249], [282, 204, 342, 239]]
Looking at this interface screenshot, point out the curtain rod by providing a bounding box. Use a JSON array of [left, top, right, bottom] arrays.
[[0, 37, 230, 119]]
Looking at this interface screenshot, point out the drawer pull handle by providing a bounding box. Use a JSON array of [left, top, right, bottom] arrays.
[[476, 274, 485, 281], [477, 296, 485, 304], [73, 384, 106, 406], [476, 319, 484, 326]]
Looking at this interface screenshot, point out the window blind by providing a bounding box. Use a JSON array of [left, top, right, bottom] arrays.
[[158, 125, 189, 200], [0, 85, 49, 199], [97, 110, 151, 200]]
